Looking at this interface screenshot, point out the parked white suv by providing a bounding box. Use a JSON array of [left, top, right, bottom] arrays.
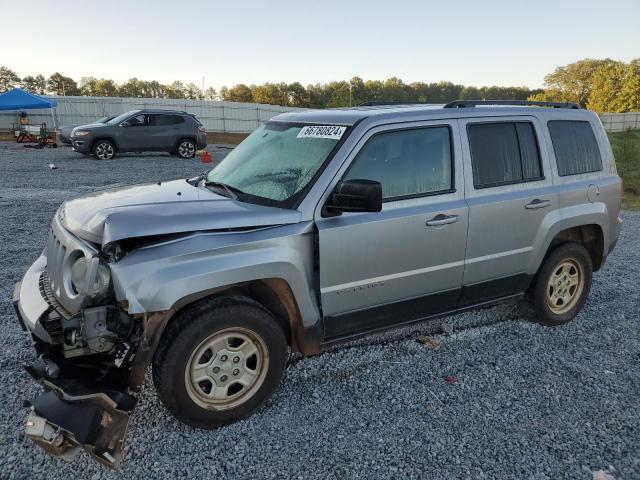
[[14, 100, 622, 467]]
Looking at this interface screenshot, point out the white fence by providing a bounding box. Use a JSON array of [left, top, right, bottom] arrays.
[[599, 112, 640, 132], [1, 95, 638, 134], [0, 96, 306, 133]]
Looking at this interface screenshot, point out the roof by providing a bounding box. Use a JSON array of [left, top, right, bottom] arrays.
[[272, 103, 590, 126], [0, 88, 57, 111]]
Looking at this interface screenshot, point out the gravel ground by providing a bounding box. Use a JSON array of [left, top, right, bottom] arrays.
[[0, 142, 638, 480]]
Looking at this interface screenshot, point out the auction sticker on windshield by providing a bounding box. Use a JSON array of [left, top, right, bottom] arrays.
[[297, 125, 346, 140]]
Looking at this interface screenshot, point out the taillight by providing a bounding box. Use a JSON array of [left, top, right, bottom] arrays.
[[198, 126, 206, 133]]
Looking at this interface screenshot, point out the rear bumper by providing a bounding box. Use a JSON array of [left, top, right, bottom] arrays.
[[197, 133, 207, 149]]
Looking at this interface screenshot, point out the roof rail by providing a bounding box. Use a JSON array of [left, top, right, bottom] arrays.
[[359, 101, 433, 107], [443, 100, 581, 109]]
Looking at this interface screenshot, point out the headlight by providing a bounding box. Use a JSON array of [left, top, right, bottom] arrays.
[[70, 257, 111, 296], [72, 130, 90, 137]]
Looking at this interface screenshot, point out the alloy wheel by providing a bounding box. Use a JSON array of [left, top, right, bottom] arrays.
[[178, 141, 195, 158], [95, 143, 114, 160]]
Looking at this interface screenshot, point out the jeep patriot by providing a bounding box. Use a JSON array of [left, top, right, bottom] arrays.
[[13, 100, 622, 466]]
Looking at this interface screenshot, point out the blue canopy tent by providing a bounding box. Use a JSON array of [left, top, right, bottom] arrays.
[[0, 88, 58, 128]]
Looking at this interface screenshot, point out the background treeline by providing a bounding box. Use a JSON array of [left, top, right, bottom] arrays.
[[0, 58, 638, 112]]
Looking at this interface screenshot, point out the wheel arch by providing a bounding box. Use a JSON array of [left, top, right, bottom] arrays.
[[531, 204, 608, 274], [90, 137, 119, 152], [175, 136, 197, 150]]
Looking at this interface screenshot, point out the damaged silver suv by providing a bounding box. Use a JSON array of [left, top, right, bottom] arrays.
[[14, 100, 622, 467]]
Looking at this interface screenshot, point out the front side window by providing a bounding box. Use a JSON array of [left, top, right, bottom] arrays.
[[548, 120, 603, 176], [344, 127, 453, 200], [123, 114, 147, 127], [206, 122, 345, 204], [468, 121, 542, 189]]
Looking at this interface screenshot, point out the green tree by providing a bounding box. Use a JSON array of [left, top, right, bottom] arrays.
[[0, 66, 20, 92], [47, 72, 79, 95], [542, 59, 617, 107], [79, 76, 98, 95], [587, 62, 628, 112], [164, 81, 186, 99], [252, 83, 288, 105], [185, 83, 204, 100], [119, 78, 144, 97], [204, 86, 218, 100], [21, 74, 47, 94], [618, 64, 640, 112], [221, 84, 253, 102]]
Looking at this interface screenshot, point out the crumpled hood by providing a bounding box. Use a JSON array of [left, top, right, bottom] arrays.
[[60, 179, 301, 245]]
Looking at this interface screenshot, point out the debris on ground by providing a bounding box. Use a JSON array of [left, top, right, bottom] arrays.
[[48, 163, 57, 169], [440, 323, 454, 335], [444, 375, 458, 384], [417, 335, 440, 350], [592, 466, 617, 480]]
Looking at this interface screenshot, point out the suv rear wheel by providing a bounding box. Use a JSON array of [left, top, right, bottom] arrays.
[[527, 242, 593, 326], [152, 296, 287, 428], [176, 139, 196, 159], [92, 140, 116, 160]]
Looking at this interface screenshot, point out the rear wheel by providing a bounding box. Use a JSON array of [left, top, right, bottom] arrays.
[[527, 242, 592, 326], [153, 296, 287, 428], [92, 140, 116, 160], [176, 139, 196, 159]]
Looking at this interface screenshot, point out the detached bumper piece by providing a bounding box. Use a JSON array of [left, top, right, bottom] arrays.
[[25, 365, 137, 468]]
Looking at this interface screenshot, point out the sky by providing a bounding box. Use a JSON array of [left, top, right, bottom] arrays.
[[1, 0, 638, 91]]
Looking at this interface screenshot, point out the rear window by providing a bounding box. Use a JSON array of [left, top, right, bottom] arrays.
[[548, 120, 603, 176], [468, 122, 543, 189]]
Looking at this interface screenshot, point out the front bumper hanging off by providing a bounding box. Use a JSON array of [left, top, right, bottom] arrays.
[[13, 254, 141, 468], [25, 365, 137, 468]]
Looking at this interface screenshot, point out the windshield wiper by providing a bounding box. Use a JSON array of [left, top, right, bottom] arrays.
[[203, 180, 243, 200]]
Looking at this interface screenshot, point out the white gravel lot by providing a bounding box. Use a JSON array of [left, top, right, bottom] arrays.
[[0, 142, 638, 479]]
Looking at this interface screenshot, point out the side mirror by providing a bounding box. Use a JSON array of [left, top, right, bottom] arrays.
[[326, 179, 382, 214]]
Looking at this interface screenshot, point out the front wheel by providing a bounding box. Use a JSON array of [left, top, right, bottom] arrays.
[[92, 140, 116, 160], [152, 296, 288, 428], [527, 242, 593, 326], [176, 139, 196, 159]]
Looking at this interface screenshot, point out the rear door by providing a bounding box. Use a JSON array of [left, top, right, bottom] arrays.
[[458, 115, 557, 303], [149, 114, 184, 150], [315, 120, 468, 339]]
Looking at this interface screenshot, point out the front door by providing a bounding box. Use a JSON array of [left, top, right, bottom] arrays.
[[118, 113, 151, 151], [315, 121, 468, 340]]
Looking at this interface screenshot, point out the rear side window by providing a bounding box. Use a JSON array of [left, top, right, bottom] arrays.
[[468, 122, 542, 189], [548, 120, 602, 176], [151, 114, 185, 126], [344, 126, 453, 200]]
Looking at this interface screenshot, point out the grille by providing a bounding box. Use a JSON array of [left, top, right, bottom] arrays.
[[46, 227, 67, 298], [45, 217, 94, 315], [39, 270, 72, 320]]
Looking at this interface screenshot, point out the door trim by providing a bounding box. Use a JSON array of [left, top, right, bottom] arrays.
[[321, 272, 534, 341]]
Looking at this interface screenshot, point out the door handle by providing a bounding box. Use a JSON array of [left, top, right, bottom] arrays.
[[525, 199, 551, 210], [426, 214, 459, 226]]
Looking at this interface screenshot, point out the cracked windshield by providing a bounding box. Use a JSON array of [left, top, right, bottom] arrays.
[[206, 122, 345, 203]]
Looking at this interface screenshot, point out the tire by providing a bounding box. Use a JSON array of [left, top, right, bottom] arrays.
[[527, 242, 593, 326], [92, 140, 116, 160], [152, 296, 288, 428], [176, 138, 196, 159]]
